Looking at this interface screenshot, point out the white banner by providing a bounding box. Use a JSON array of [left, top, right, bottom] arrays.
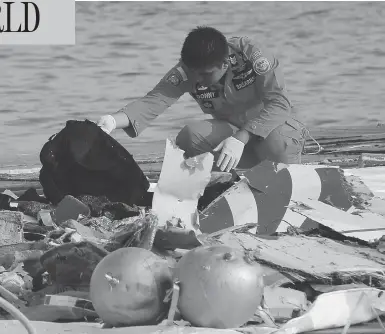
[[0, 0, 75, 45]]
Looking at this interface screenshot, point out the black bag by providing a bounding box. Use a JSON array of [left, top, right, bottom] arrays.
[[39, 119, 150, 206]]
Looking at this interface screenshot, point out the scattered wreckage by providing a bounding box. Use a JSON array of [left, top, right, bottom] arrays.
[[0, 121, 385, 334]]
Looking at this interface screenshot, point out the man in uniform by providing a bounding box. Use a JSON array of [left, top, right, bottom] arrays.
[[97, 26, 306, 173]]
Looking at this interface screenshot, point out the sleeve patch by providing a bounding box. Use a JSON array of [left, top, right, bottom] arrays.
[[253, 57, 271, 75], [166, 72, 182, 86], [165, 66, 188, 86]]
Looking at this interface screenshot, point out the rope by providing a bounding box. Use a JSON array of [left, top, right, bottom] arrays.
[[293, 118, 324, 155], [304, 128, 324, 155], [0, 288, 36, 334]]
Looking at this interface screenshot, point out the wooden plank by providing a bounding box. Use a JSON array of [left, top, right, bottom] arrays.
[[288, 198, 385, 242], [301, 126, 385, 166], [304, 125, 385, 140], [216, 232, 385, 286]]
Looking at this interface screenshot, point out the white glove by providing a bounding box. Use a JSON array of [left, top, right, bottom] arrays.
[[97, 115, 116, 134], [213, 136, 245, 172]]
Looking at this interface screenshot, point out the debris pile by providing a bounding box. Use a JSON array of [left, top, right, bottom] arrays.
[[0, 179, 385, 333], [0, 134, 385, 333], [0, 191, 159, 322]]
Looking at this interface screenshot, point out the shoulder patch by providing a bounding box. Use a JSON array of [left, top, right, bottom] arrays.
[[165, 66, 188, 86], [166, 72, 181, 86], [253, 57, 271, 75], [239, 36, 273, 76]]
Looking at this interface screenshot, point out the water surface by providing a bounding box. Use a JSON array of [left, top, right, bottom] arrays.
[[1, 1, 384, 167]]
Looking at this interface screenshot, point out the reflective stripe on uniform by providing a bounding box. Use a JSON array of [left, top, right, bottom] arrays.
[[176, 67, 188, 81]]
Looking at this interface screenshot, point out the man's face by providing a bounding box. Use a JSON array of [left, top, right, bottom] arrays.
[[194, 62, 228, 86]]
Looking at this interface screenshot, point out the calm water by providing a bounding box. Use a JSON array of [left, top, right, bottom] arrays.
[[1, 1, 384, 168]]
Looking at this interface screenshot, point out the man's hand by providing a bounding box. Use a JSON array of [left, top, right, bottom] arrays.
[[97, 115, 117, 134], [213, 136, 245, 172]]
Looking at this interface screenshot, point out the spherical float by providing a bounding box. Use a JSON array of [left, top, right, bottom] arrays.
[[90, 247, 173, 327], [174, 244, 264, 329]]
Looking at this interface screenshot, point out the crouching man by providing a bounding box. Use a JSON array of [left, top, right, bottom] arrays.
[[97, 26, 307, 172]]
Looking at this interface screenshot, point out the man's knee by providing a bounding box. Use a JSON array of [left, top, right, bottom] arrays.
[[175, 121, 214, 158], [176, 120, 236, 158], [260, 120, 305, 164]]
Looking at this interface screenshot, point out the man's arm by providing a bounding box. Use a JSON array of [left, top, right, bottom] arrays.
[[110, 111, 130, 128], [234, 37, 292, 141], [104, 65, 189, 136]]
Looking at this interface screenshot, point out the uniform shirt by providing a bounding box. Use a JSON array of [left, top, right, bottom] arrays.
[[120, 36, 292, 139]]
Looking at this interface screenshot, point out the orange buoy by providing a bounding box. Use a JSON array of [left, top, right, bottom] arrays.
[[174, 245, 264, 328], [90, 247, 172, 327]]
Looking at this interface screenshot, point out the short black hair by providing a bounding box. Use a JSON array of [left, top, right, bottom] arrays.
[[181, 26, 229, 70]]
